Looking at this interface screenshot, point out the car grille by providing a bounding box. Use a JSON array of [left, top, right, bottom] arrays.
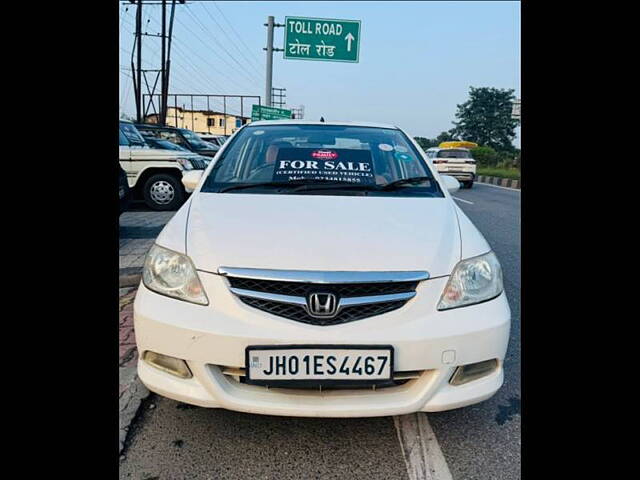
[[227, 277, 419, 298], [238, 296, 407, 326], [190, 158, 208, 170], [222, 269, 427, 326]]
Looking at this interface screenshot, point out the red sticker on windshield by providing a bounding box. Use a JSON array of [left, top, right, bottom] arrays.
[[311, 150, 338, 160]]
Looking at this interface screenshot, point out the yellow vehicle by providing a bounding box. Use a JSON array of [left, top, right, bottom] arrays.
[[438, 141, 478, 149]]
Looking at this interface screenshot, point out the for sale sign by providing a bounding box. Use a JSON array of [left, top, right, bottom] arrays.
[[272, 148, 375, 184]]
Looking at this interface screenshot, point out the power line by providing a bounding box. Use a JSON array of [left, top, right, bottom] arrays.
[[138, 13, 255, 94], [211, 1, 264, 69], [123, 8, 262, 95], [198, 2, 264, 80], [120, 7, 262, 118], [121, 19, 222, 94], [119, 38, 211, 101], [139, 15, 232, 92], [183, 3, 261, 83], [178, 6, 261, 89]]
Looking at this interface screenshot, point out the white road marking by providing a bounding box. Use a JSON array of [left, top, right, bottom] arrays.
[[477, 182, 521, 192], [394, 413, 453, 480], [452, 196, 474, 205]]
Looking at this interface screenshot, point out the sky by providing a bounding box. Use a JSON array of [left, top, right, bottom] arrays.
[[119, 1, 520, 144]]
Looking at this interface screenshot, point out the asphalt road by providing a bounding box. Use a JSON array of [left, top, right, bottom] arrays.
[[434, 183, 521, 480], [120, 182, 521, 480]]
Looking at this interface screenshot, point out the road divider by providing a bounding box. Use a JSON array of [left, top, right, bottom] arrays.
[[477, 175, 520, 189]]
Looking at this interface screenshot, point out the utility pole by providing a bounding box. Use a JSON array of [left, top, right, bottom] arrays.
[[129, 0, 182, 125], [160, 0, 166, 125], [163, 1, 177, 126], [134, 0, 143, 123], [264, 16, 284, 106]]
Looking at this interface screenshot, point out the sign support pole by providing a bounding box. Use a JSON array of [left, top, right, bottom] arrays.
[[264, 16, 284, 108], [264, 16, 274, 107]]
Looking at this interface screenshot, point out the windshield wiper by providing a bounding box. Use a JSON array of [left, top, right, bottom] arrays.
[[380, 176, 433, 190], [218, 179, 341, 193], [219, 177, 435, 194], [290, 176, 434, 193]]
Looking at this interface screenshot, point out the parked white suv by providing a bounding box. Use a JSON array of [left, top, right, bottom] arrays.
[[119, 120, 212, 210], [425, 147, 476, 188], [134, 120, 510, 417]]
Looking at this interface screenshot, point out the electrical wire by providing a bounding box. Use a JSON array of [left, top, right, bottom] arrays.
[[178, 6, 260, 89], [198, 1, 264, 80]]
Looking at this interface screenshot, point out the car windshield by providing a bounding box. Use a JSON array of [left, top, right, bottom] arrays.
[[437, 149, 472, 159], [201, 124, 443, 197], [179, 129, 212, 150], [146, 138, 190, 151], [120, 122, 146, 146]]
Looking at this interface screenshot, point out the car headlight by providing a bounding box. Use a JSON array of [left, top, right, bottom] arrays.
[[437, 251, 503, 310], [142, 244, 209, 305], [176, 157, 193, 170]]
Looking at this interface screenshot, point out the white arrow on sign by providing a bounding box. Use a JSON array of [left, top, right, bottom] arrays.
[[345, 32, 355, 52]]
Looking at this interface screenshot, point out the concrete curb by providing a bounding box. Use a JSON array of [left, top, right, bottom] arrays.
[[476, 175, 520, 189], [119, 286, 149, 455], [119, 366, 150, 454], [119, 267, 142, 288]]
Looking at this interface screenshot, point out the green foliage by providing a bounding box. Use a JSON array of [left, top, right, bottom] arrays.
[[435, 131, 456, 144], [471, 146, 499, 167], [451, 87, 519, 152], [477, 167, 520, 180], [414, 131, 457, 151], [414, 137, 436, 150]]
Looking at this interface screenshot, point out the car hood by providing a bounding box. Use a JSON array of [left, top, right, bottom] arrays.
[[185, 193, 461, 277], [196, 149, 219, 157]]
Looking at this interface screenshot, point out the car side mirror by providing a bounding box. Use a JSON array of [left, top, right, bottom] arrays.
[[441, 175, 460, 194], [182, 170, 203, 192]]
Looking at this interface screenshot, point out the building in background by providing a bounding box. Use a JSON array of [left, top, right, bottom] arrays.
[[145, 106, 251, 135]]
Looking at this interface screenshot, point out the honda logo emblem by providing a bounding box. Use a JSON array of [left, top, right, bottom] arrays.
[[307, 293, 338, 318]]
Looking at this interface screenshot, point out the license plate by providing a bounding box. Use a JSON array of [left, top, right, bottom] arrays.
[[245, 345, 393, 386]]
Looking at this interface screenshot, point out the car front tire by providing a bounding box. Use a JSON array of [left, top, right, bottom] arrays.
[[142, 174, 184, 211]]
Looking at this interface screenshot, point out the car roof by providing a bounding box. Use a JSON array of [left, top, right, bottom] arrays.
[[247, 119, 400, 130], [135, 124, 181, 131]]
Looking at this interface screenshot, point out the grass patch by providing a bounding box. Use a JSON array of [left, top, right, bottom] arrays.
[[477, 167, 520, 180]]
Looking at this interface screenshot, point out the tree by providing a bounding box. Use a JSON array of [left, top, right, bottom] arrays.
[[471, 146, 499, 167], [450, 87, 519, 152], [435, 131, 456, 144], [414, 131, 457, 150], [414, 137, 437, 150]]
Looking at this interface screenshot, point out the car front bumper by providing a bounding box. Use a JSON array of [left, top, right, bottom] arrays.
[[134, 272, 511, 417]]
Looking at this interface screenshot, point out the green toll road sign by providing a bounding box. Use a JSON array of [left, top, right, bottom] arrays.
[[283, 16, 361, 63], [251, 104, 292, 121]]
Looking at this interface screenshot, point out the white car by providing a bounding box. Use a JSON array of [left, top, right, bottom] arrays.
[[119, 120, 211, 210], [134, 120, 510, 417], [425, 147, 476, 188]]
